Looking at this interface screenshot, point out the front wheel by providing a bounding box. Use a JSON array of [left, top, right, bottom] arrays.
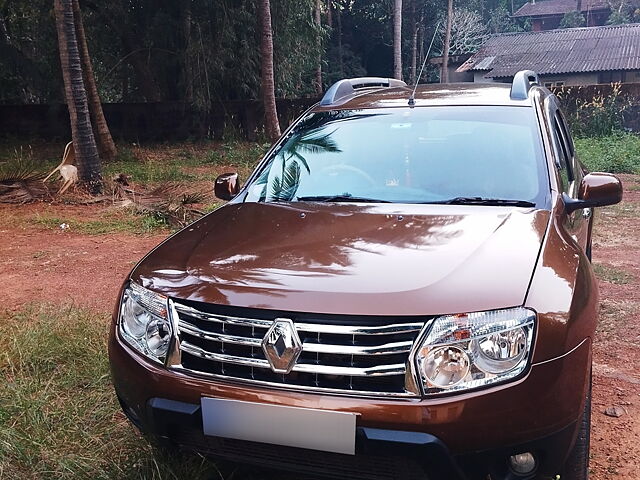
[[561, 374, 591, 480]]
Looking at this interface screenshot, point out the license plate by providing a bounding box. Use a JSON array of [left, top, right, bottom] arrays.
[[201, 397, 357, 455]]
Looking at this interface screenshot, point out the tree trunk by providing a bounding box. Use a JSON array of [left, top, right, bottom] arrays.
[[336, 1, 343, 76], [54, 0, 102, 192], [393, 0, 403, 80], [257, 0, 281, 141], [72, 0, 116, 162], [410, 0, 417, 84], [327, 0, 333, 28], [315, 0, 323, 95], [181, 0, 194, 103], [442, 0, 453, 83]]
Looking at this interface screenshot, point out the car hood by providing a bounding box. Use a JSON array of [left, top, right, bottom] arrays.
[[132, 202, 550, 316]]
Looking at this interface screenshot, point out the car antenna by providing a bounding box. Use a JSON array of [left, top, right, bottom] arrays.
[[409, 21, 440, 107]]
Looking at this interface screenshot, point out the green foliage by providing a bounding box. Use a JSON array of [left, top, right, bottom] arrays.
[[488, 6, 525, 33], [560, 10, 586, 28], [575, 132, 640, 173], [607, 9, 632, 24]]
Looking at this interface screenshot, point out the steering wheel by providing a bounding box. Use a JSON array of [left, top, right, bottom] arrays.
[[318, 164, 376, 187]]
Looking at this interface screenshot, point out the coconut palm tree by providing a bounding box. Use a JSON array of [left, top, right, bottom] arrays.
[[257, 0, 281, 142], [54, 0, 102, 192], [393, 0, 403, 80], [442, 0, 453, 83], [72, 0, 117, 162], [315, 0, 323, 95]]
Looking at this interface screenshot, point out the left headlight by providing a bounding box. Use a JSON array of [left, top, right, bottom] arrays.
[[413, 307, 535, 395], [119, 282, 173, 364]]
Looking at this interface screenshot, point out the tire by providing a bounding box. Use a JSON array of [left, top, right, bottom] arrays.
[[562, 374, 592, 480]]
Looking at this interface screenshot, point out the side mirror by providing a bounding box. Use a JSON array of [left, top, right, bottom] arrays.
[[214, 172, 240, 201], [564, 172, 622, 214]]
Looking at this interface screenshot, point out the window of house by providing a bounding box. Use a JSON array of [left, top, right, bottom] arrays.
[[544, 82, 553, 88], [555, 81, 565, 87]]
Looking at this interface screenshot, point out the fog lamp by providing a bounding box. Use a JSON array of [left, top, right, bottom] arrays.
[[509, 452, 536, 475]]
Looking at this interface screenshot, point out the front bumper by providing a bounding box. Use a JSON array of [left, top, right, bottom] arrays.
[[109, 327, 591, 480]]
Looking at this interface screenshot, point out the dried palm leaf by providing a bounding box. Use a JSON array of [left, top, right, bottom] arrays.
[[0, 153, 48, 204]]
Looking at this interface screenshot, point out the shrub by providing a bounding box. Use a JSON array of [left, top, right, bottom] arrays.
[[557, 83, 632, 137]]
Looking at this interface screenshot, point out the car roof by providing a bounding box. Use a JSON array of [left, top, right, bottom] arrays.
[[313, 82, 542, 112]]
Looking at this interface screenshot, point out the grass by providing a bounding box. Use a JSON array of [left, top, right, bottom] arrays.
[[0, 140, 269, 185], [102, 142, 268, 184], [593, 263, 635, 284], [575, 132, 640, 174], [29, 211, 169, 235], [0, 305, 293, 480], [0, 304, 222, 480]]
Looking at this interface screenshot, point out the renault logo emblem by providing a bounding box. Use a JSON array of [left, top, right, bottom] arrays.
[[262, 318, 302, 374]]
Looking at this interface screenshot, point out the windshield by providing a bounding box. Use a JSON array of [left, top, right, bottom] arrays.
[[245, 106, 547, 206]]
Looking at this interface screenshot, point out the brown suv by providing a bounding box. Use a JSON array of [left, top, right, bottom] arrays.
[[109, 71, 623, 480]]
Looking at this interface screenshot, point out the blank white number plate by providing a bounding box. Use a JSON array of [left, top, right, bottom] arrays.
[[201, 397, 357, 455]]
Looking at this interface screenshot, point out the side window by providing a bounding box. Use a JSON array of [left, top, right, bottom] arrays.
[[555, 111, 575, 159], [551, 114, 573, 192]]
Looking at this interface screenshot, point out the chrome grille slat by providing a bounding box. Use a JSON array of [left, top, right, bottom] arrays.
[[180, 341, 407, 377], [179, 321, 263, 347], [171, 301, 427, 397], [174, 303, 422, 336], [178, 320, 413, 355]]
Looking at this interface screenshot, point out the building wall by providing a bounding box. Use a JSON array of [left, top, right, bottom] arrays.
[[475, 71, 640, 86], [539, 73, 599, 87], [443, 65, 474, 83]]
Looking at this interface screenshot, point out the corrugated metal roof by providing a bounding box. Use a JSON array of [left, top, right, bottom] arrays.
[[457, 24, 640, 77], [514, 0, 609, 17]]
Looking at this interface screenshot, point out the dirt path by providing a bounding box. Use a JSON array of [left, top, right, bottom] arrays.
[[1, 180, 639, 479], [589, 176, 640, 479], [0, 203, 166, 312]]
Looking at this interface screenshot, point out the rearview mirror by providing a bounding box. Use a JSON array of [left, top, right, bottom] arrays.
[[214, 172, 240, 201], [564, 172, 622, 214]]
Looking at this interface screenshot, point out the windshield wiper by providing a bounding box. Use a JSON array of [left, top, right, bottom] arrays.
[[426, 197, 536, 207], [296, 194, 391, 203]]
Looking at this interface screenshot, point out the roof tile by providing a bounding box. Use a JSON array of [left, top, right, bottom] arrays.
[[458, 24, 640, 77]]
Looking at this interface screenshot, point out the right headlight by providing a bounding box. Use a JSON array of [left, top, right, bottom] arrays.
[[119, 282, 173, 364], [413, 307, 536, 395]]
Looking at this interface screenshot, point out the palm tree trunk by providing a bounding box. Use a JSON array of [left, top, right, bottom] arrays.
[[72, 0, 116, 162], [54, 0, 102, 192], [442, 0, 453, 83], [181, 0, 194, 103], [336, 2, 343, 76], [410, 0, 417, 84], [315, 0, 323, 95], [393, 0, 402, 81], [258, 0, 281, 141]]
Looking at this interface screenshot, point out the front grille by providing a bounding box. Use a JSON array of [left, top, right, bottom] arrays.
[[169, 300, 428, 396]]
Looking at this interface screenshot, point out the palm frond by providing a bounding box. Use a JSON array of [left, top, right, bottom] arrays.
[[269, 161, 301, 202], [0, 152, 48, 204], [119, 182, 209, 227]]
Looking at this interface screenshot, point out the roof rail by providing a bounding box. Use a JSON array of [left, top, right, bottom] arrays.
[[510, 70, 540, 100], [320, 77, 407, 106]]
